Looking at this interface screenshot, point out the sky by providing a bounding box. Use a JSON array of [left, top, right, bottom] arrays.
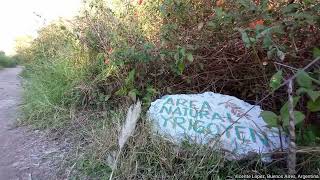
[[0, 0, 82, 55]]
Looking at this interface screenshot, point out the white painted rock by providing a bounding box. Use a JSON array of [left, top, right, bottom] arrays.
[[147, 92, 288, 160]]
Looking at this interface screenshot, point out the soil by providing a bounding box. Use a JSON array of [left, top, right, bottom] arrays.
[[0, 67, 68, 180]]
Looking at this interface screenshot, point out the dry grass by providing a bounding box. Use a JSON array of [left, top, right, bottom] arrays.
[[49, 107, 319, 179]]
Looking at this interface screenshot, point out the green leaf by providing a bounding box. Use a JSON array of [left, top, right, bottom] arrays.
[[296, 70, 312, 88], [282, 111, 305, 127], [307, 98, 320, 112], [125, 69, 136, 85], [179, 47, 186, 57], [260, 0, 269, 10], [128, 89, 137, 101], [146, 86, 157, 94], [260, 111, 279, 127], [256, 27, 271, 39], [267, 48, 276, 59], [181, 49, 186, 57], [239, 0, 256, 10], [99, 94, 105, 102], [104, 95, 111, 102], [249, 37, 256, 43], [303, 0, 315, 6], [207, 21, 217, 29], [270, 70, 283, 91], [297, 87, 308, 95], [115, 87, 128, 96], [313, 47, 320, 58], [297, 88, 320, 102], [306, 90, 320, 102], [282, 3, 301, 14], [294, 111, 305, 125], [262, 35, 272, 49], [186, 53, 194, 63], [303, 129, 317, 145], [215, 7, 225, 19], [177, 61, 185, 75], [174, 53, 180, 62], [239, 30, 251, 48], [280, 96, 300, 117]]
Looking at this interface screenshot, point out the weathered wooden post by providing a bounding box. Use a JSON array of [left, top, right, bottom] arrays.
[[287, 79, 296, 174]]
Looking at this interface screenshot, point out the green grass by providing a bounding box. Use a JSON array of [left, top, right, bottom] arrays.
[[20, 57, 81, 130]]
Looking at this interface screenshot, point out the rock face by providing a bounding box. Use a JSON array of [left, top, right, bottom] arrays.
[[147, 92, 287, 160]]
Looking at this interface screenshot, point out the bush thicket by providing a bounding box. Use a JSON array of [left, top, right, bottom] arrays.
[[0, 51, 17, 68], [18, 0, 320, 179]]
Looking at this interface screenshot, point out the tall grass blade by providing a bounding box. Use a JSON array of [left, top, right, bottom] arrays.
[[109, 100, 142, 180], [118, 101, 142, 150]]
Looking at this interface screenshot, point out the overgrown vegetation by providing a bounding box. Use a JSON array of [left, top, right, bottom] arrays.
[[17, 0, 320, 179], [0, 51, 17, 68]]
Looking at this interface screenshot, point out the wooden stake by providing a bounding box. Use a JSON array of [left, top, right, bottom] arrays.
[[287, 80, 296, 174]]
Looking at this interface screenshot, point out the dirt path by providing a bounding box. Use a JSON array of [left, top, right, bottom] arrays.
[[0, 67, 67, 180]]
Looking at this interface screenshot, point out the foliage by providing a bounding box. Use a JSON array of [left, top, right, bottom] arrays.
[[18, 0, 320, 178], [20, 21, 87, 129], [261, 67, 320, 144], [0, 51, 17, 68]]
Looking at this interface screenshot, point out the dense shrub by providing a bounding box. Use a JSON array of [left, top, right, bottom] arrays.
[[73, 0, 320, 109], [0, 51, 17, 68], [18, 0, 320, 178]]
